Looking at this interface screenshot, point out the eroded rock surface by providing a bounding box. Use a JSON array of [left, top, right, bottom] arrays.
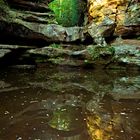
[[88, 0, 140, 37]]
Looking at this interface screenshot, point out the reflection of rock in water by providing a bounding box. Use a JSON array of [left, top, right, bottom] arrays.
[[86, 113, 113, 140], [110, 76, 140, 100], [1, 95, 89, 140], [85, 94, 140, 140], [48, 105, 84, 132]]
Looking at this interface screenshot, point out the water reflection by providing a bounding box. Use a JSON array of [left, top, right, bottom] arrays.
[[0, 67, 140, 140]]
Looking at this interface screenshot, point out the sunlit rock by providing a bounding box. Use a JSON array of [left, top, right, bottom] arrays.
[[88, 0, 140, 37], [86, 17, 116, 46]]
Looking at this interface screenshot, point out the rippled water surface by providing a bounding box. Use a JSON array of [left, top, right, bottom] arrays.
[[0, 66, 140, 140]]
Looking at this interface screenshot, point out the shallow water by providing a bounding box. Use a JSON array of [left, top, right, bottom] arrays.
[[0, 66, 140, 140]]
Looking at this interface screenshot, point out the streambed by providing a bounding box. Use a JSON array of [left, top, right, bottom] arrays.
[[0, 66, 140, 140]]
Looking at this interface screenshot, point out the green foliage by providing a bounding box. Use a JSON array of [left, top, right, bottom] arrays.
[[49, 0, 82, 27], [50, 43, 62, 48], [87, 45, 115, 61]]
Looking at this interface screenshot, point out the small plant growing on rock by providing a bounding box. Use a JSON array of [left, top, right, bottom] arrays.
[[50, 43, 62, 49]]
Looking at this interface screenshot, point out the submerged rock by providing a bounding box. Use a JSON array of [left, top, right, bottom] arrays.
[[111, 76, 140, 100]]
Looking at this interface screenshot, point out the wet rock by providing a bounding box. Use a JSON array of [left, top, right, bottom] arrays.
[[69, 45, 115, 68], [0, 44, 35, 49], [0, 81, 11, 88], [27, 43, 140, 69], [28, 46, 71, 57], [28, 44, 114, 67], [27, 45, 87, 66], [9, 65, 36, 69], [110, 76, 140, 100], [0, 86, 29, 93], [0, 49, 11, 59], [107, 43, 140, 69]]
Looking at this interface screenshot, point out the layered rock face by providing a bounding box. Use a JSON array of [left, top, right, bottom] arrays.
[[0, 0, 140, 69], [88, 0, 140, 36]]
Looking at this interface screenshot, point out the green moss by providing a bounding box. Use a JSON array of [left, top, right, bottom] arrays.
[[49, 43, 62, 49], [87, 45, 115, 61]]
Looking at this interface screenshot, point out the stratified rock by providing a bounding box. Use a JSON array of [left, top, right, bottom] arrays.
[[0, 20, 84, 43], [85, 18, 116, 46], [25, 23, 84, 42], [6, 0, 51, 12], [108, 43, 140, 69], [0, 44, 35, 49], [114, 25, 140, 36], [0, 0, 85, 43], [27, 42, 140, 69], [88, 0, 140, 37], [82, 45, 115, 67], [27, 44, 115, 67], [28, 46, 71, 57], [9, 65, 36, 69]]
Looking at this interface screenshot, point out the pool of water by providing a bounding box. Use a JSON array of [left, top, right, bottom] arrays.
[[0, 66, 140, 140]]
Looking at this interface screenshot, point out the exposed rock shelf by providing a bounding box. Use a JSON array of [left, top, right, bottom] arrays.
[[0, 0, 140, 69]]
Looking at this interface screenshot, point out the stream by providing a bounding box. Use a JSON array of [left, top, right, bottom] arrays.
[[0, 66, 140, 140]]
